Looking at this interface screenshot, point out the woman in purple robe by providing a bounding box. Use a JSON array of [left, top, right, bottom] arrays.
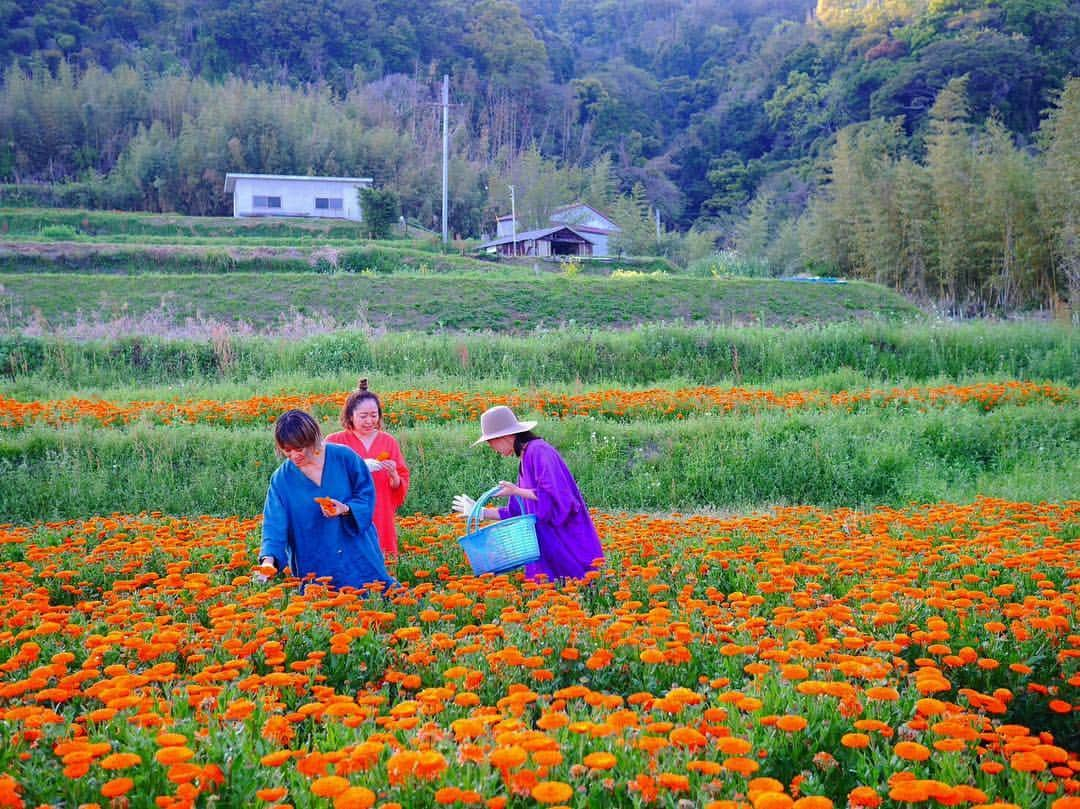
[[453, 406, 604, 580]]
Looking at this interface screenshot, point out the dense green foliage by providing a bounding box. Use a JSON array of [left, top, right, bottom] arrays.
[[1, 404, 1076, 522], [3, 323, 1075, 388], [801, 77, 1080, 314], [1, 0, 1077, 312], [359, 187, 400, 240]]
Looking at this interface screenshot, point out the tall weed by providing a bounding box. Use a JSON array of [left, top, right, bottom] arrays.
[[2, 322, 1075, 386]]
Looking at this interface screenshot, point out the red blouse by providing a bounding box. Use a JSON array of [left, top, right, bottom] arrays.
[[325, 430, 410, 558]]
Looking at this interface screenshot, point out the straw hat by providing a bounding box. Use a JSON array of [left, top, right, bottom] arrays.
[[472, 405, 537, 446]]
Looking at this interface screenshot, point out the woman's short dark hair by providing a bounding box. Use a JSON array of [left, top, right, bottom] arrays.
[[513, 430, 540, 456], [340, 377, 383, 431], [275, 409, 322, 449]]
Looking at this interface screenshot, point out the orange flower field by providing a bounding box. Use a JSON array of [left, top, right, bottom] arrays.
[[0, 381, 1073, 430], [0, 498, 1076, 808]]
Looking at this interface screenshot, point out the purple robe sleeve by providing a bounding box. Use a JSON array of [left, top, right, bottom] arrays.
[[497, 441, 580, 524], [525, 442, 582, 525], [498, 496, 523, 520]]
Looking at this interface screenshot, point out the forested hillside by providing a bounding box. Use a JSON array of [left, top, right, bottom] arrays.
[[1, 0, 1078, 312]]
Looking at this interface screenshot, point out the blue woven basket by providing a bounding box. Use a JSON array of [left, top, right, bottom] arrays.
[[458, 487, 540, 575]]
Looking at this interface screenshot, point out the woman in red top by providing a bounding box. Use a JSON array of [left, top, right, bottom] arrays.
[[326, 379, 410, 562]]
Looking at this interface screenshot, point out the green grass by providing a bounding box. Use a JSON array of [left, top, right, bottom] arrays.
[[0, 272, 921, 334], [0, 242, 499, 274], [2, 322, 1075, 388], [1, 404, 1075, 522], [0, 206, 380, 239]]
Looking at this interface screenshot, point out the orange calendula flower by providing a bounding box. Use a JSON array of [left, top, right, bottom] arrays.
[[334, 786, 376, 809], [724, 757, 760, 776], [841, 733, 871, 749], [260, 750, 295, 767], [489, 746, 528, 770], [99, 753, 142, 770], [754, 793, 794, 809], [894, 741, 931, 762], [775, 715, 808, 732], [100, 778, 134, 798], [155, 746, 195, 765], [669, 726, 708, 748], [531, 782, 573, 804], [583, 752, 617, 770], [1009, 752, 1047, 772], [310, 776, 350, 798], [848, 787, 882, 808]]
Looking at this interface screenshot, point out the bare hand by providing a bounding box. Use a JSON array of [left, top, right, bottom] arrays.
[[315, 497, 350, 517], [496, 480, 521, 498], [254, 557, 277, 584]]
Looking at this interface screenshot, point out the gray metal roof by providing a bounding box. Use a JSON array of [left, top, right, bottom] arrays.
[[477, 225, 591, 250], [224, 173, 374, 192]]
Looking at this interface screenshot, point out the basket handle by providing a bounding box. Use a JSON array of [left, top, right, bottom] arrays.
[[467, 486, 527, 536], [466, 487, 502, 536]]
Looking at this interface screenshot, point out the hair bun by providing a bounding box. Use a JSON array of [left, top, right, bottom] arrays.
[[357, 377, 368, 392]]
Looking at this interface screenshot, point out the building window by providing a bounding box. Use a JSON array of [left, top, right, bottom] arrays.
[[253, 195, 281, 209], [315, 197, 343, 210]]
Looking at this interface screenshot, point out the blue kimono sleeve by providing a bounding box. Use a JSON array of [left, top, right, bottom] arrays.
[[260, 471, 290, 570], [339, 448, 377, 535]]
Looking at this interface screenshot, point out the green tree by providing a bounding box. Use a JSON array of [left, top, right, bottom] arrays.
[[359, 187, 400, 239], [1036, 78, 1080, 319], [608, 183, 653, 257], [893, 156, 935, 298], [976, 116, 1048, 310], [736, 191, 774, 269], [925, 77, 977, 309]]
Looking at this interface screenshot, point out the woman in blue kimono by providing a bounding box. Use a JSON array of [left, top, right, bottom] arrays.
[[257, 410, 395, 591], [453, 405, 604, 581]]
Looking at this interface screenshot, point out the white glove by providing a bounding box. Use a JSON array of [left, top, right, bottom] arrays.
[[452, 494, 476, 518], [364, 458, 382, 472]]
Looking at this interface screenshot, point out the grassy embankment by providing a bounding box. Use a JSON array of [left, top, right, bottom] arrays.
[[0, 273, 920, 332]]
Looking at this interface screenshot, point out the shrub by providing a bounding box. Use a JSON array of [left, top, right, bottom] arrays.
[[39, 224, 78, 239]]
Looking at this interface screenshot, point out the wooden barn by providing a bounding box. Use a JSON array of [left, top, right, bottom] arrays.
[[487, 202, 621, 256], [477, 225, 594, 257]]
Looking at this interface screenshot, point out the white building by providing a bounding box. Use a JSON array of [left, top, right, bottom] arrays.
[[223, 173, 373, 220]]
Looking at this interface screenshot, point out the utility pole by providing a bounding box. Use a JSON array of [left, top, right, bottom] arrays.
[[508, 184, 516, 256], [441, 74, 449, 246]]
